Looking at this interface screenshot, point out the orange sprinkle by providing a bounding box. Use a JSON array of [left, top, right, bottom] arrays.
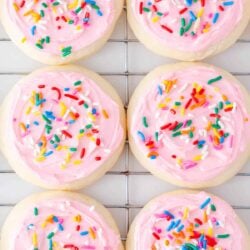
[[102, 109, 109, 119]]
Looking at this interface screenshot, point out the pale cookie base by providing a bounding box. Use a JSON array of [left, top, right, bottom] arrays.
[[0, 191, 124, 250], [128, 62, 250, 189], [126, 190, 250, 250], [0, 0, 124, 65], [0, 65, 126, 190], [127, 0, 250, 61]]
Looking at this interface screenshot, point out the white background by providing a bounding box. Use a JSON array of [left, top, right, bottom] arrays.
[[0, 7, 249, 242]]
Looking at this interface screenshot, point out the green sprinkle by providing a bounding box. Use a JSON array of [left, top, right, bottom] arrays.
[[155, 132, 159, 141], [217, 234, 230, 239], [211, 204, 216, 211], [212, 124, 221, 129], [79, 129, 84, 134], [45, 36, 50, 43], [74, 80, 82, 86], [180, 27, 185, 36], [181, 18, 186, 27], [54, 134, 60, 142], [219, 101, 224, 109], [172, 131, 182, 137], [70, 147, 77, 152], [42, 114, 51, 124], [47, 232, 54, 239], [40, 38, 45, 44], [143, 7, 150, 12], [224, 132, 229, 138], [142, 116, 148, 128], [85, 124, 92, 129], [40, 10, 45, 17], [189, 131, 194, 138], [175, 102, 182, 106], [50, 140, 55, 144], [61, 46, 72, 57], [42, 2, 48, 8], [35, 93, 40, 105], [184, 20, 193, 32], [75, 6, 82, 13], [34, 207, 39, 216], [214, 107, 219, 114], [208, 75, 222, 85], [84, 103, 89, 109], [186, 120, 192, 127], [68, 20, 74, 24], [157, 12, 163, 16], [173, 122, 183, 132], [52, 1, 60, 6], [36, 43, 43, 49]]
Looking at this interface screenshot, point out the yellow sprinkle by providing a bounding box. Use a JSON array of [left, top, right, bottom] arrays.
[[88, 113, 96, 121], [59, 102, 67, 117], [164, 240, 170, 246], [65, 153, 71, 164], [32, 232, 38, 246], [180, 107, 185, 116], [177, 158, 182, 166], [21, 37, 27, 43], [197, 8, 204, 18], [34, 111, 41, 116], [207, 227, 213, 237], [213, 86, 220, 92], [73, 159, 82, 165], [77, 133, 84, 139], [158, 103, 166, 109], [13, 2, 19, 11], [76, 25, 82, 30], [193, 155, 202, 161], [68, 0, 78, 9], [226, 104, 234, 109], [60, 164, 67, 170], [165, 97, 172, 103], [102, 109, 109, 119], [74, 214, 82, 222], [89, 227, 96, 239], [19, 122, 26, 132], [56, 145, 63, 151], [152, 16, 160, 23], [41, 221, 47, 228], [25, 106, 32, 115], [35, 156, 45, 162], [183, 207, 189, 220], [213, 128, 220, 138]]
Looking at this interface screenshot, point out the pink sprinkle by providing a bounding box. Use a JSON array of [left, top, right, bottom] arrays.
[[183, 160, 198, 169], [214, 144, 223, 150], [167, 234, 173, 240], [230, 135, 234, 148]]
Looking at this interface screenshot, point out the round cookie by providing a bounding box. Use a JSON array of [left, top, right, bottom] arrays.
[[0, 0, 123, 64], [127, 190, 250, 250], [0, 65, 125, 190], [128, 63, 250, 188], [127, 0, 250, 61], [1, 191, 124, 250]]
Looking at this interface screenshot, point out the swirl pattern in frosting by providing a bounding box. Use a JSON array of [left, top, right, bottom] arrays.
[[131, 191, 248, 249], [5, 68, 124, 185], [130, 64, 250, 184], [131, 0, 243, 52]]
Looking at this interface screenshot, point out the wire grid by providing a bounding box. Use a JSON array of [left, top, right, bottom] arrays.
[[0, 5, 250, 243]]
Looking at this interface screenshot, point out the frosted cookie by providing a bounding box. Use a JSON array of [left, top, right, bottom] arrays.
[[128, 63, 250, 188], [1, 191, 124, 250], [127, 190, 250, 250], [127, 0, 250, 61], [0, 66, 125, 190], [0, 0, 123, 64]]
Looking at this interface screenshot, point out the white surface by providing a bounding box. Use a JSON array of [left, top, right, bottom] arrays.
[[0, 8, 249, 242]]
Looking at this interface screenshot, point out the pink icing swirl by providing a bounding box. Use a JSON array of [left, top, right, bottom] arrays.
[[8, 69, 124, 184], [12, 198, 121, 249], [131, 0, 243, 52], [132, 192, 247, 249], [6, 0, 115, 56], [131, 65, 250, 183]]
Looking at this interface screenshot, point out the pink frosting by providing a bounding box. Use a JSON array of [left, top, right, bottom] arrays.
[[7, 70, 124, 184], [6, 0, 115, 57], [131, 65, 250, 183], [12, 197, 121, 249], [131, 0, 243, 52], [133, 192, 247, 249]]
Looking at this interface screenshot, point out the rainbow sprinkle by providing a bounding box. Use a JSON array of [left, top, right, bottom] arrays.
[[12, 0, 105, 57], [149, 196, 231, 249], [138, 0, 235, 37]]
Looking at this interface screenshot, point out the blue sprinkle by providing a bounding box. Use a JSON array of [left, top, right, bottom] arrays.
[[38, 142, 43, 147], [164, 210, 175, 219], [64, 87, 70, 91], [167, 221, 175, 231], [223, 1, 234, 6], [189, 10, 197, 21], [150, 155, 157, 160], [26, 124, 30, 129], [92, 108, 97, 114], [200, 197, 211, 209], [33, 121, 39, 126], [44, 151, 53, 157], [31, 26, 36, 36], [157, 85, 163, 95], [80, 231, 89, 236], [97, 10, 103, 16], [213, 13, 219, 24], [137, 131, 145, 142], [53, 216, 59, 222], [220, 137, 225, 143], [58, 224, 64, 231], [176, 224, 184, 232], [173, 219, 181, 229], [185, 0, 192, 7], [68, 120, 76, 124]]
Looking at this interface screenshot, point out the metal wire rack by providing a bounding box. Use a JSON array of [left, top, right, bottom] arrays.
[[0, 5, 250, 243]]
